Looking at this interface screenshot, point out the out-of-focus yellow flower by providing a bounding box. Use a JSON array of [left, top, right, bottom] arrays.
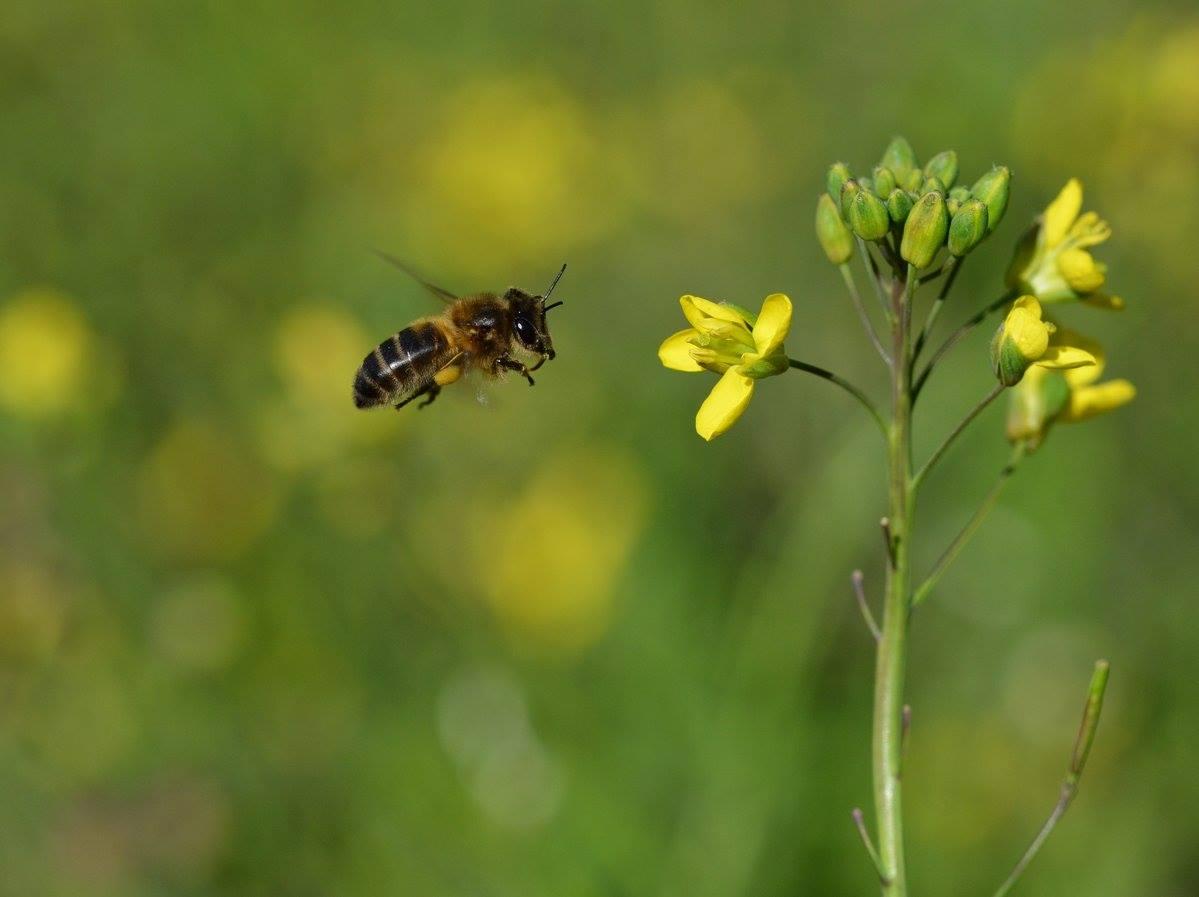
[[1007, 327, 1135, 449], [990, 296, 1095, 387], [469, 449, 645, 655], [1007, 179, 1124, 310], [0, 288, 92, 417], [659, 293, 791, 441]]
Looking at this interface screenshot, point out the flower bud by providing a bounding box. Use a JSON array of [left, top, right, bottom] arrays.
[[848, 189, 890, 241], [946, 186, 971, 216], [827, 162, 851, 203], [900, 191, 948, 269], [887, 188, 914, 225], [901, 168, 923, 192], [872, 166, 896, 197], [972, 166, 1011, 233], [921, 177, 945, 196], [948, 199, 989, 256], [840, 179, 861, 218], [923, 150, 958, 189], [816, 194, 854, 265], [881, 136, 917, 180], [990, 297, 1052, 386]]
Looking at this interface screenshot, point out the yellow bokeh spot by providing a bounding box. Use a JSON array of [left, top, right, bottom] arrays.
[[258, 304, 396, 471], [0, 288, 92, 417], [470, 449, 647, 655], [138, 420, 279, 562], [404, 78, 629, 272]]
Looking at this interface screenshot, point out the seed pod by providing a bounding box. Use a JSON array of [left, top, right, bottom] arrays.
[[816, 194, 854, 264], [900, 191, 949, 269]]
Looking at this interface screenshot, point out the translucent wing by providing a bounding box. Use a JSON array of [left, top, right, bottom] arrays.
[[373, 249, 458, 305]]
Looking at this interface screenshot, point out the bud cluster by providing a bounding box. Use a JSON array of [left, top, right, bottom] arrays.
[[817, 136, 1011, 269]]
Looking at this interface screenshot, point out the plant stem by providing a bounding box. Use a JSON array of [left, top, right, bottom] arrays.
[[911, 257, 961, 363], [913, 289, 1017, 400], [858, 237, 896, 323], [992, 661, 1111, 897], [840, 263, 891, 364], [787, 359, 886, 437], [911, 442, 1026, 608], [911, 383, 1006, 491], [873, 265, 916, 897]]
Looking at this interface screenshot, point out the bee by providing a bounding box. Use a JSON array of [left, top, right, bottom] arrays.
[[353, 253, 566, 411]]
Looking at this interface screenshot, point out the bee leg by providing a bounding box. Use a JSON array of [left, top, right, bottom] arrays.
[[496, 355, 535, 386], [417, 383, 442, 409]]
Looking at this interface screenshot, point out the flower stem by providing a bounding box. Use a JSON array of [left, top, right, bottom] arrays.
[[911, 383, 1006, 492], [992, 660, 1111, 897], [840, 263, 892, 364], [787, 359, 886, 437], [873, 265, 916, 897], [911, 442, 1025, 608], [913, 289, 1017, 400], [911, 256, 962, 363]]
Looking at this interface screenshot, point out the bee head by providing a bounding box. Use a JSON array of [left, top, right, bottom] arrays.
[[507, 264, 566, 362]]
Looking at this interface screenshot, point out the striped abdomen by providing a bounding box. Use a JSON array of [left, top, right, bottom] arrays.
[[353, 320, 456, 409]]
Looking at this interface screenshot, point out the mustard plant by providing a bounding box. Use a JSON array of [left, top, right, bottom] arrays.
[[659, 137, 1134, 896]]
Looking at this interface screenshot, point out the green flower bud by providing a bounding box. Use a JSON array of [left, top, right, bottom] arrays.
[[900, 191, 948, 269], [827, 162, 851, 203], [858, 176, 874, 196], [921, 176, 945, 196], [848, 189, 890, 241], [901, 168, 923, 192], [948, 199, 989, 256], [923, 150, 958, 189], [840, 179, 861, 218], [949, 186, 972, 204], [872, 166, 896, 197], [947, 196, 962, 217], [991, 329, 1032, 387], [881, 136, 917, 179], [887, 188, 914, 225], [971, 166, 1011, 233], [815, 194, 854, 265]]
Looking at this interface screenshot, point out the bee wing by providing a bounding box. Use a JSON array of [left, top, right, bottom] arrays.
[[372, 249, 458, 305]]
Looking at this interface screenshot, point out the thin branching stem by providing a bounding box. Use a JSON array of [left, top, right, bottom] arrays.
[[992, 661, 1110, 897], [852, 808, 889, 884], [912, 442, 1026, 607], [840, 264, 891, 364], [913, 289, 1017, 399], [857, 237, 895, 323], [852, 570, 881, 642], [912, 383, 1006, 491], [788, 359, 886, 437], [911, 256, 962, 363]]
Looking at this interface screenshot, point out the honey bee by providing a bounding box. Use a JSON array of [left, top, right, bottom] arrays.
[[353, 253, 566, 411]]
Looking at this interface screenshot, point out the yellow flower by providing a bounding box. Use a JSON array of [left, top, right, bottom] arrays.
[[990, 296, 1096, 386], [1006, 178, 1124, 310], [659, 293, 791, 440], [1006, 327, 1135, 449]]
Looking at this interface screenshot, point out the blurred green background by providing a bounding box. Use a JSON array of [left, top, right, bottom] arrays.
[[2, 1, 1196, 895]]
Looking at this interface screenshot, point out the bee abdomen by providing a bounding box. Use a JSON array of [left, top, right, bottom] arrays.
[[353, 321, 453, 408]]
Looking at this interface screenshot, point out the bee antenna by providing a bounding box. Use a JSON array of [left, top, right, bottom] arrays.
[[541, 263, 567, 307]]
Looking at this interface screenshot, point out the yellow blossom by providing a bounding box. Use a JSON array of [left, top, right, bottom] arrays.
[[1007, 178, 1124, 310], [659, 293, 791, 440], [1006, 327, 1135, 448], [990, 296, 1096, 386]]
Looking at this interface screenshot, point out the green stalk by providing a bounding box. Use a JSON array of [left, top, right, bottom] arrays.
[[873, 265, 916, 896]]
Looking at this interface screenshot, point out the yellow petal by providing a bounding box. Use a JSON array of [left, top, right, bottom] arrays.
[[1034, 345, 1096, 370], [752, 293, 792, 356], [680, 295, 750, 328], [1081, 293, 1125, 311], [1043, 178, 1083, 248], [1063, 379, 1136, 422], [694, 369, 755, 441], [1051, 327, 1105, 385], [1011, 295, 1043, 316], [658, 328, 703, 372], [1004, 305, 1050, 361], [1068, 211, 1112, 248], [1057, 248, 1106, 293]]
